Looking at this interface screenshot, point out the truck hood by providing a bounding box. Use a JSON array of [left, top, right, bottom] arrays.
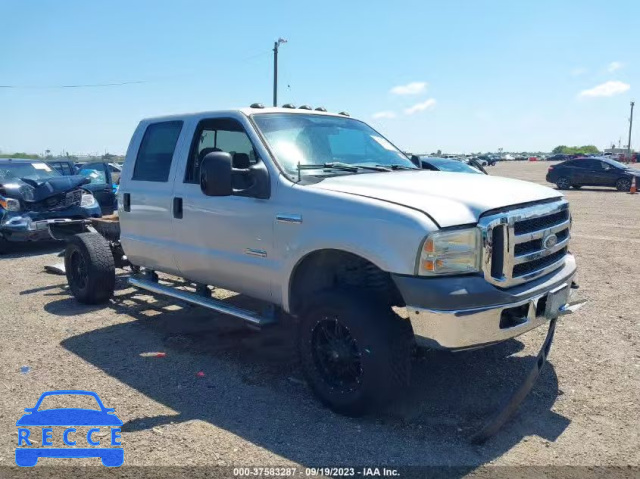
[[311, 171, 562, 227]]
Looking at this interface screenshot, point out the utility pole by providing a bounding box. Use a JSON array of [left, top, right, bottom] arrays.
[[627, 101, 635, 162], [273, 38, 287, 107]]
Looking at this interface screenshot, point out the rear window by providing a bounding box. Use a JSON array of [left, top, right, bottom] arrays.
[[132, 121, 183, 182]]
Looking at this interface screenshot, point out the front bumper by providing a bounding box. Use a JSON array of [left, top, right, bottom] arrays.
[[392, 254, 583, 350], [0, 205, 101, 242]]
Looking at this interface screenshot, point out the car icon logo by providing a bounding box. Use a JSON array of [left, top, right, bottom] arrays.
[[543, 233, 558, 250], [15, 390, 123, 467]]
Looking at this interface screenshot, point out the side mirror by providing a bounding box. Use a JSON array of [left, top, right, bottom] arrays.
[[410, 155, 421, 167], [200, 152, 233, 196]]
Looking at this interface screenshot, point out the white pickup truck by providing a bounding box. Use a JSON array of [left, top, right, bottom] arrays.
[[61, 105, 584, 418]]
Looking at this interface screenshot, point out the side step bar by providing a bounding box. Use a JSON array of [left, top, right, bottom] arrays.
[[129, 276, 276, 328]]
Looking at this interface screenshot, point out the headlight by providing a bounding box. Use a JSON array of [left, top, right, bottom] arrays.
[[80, 193, 98, 208], [0, 197, 21, 212], [418, 228, 481, 276]]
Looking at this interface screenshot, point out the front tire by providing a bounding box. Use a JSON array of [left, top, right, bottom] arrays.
[[297, 290, 413, 416], [64, 233, 115, 304], [556, 177, 571, 190], [616, 178, 631, 191]]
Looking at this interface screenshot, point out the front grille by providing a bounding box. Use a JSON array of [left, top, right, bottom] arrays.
[[64, 190, 82, 207], [514, 228, 569, 256], [480, 200, 571, 287], [31, 189, 83, 212], [513, 210, 569, 235], [513, 247, 567, 277]]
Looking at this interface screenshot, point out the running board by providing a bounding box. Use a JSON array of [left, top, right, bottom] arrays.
[[129, 276, 276, 328]]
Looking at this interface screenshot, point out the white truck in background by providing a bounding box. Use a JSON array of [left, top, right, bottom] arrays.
[[60, 105, 584, 424]]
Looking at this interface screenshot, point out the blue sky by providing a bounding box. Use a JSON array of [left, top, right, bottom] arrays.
[[1, 0, 637, 155]]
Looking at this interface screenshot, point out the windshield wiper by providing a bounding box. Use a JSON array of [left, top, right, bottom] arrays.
[[376, 164, 418, 171]]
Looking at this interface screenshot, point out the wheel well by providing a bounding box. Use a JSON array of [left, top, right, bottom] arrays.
[[288, 249, 403, 315]]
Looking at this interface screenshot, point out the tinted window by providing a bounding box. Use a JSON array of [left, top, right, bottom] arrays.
[[185, 118, 256, 183], [564, 160, 588, 169], [133, 121, 183, 182]]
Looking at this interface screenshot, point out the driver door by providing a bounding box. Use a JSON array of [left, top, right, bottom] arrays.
[[171, 116, 275, 302]]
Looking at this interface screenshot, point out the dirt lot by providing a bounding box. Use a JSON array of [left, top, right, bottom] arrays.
[[0, 161, 639, 474]]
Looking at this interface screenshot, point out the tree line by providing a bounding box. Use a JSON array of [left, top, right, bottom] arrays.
[[551, 145, 600, 155]]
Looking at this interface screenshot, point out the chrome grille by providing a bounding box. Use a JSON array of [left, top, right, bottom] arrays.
[[479, 200, 571, 287]]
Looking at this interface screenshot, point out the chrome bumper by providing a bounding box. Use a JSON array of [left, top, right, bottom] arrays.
[[406, 274, 585, 350]]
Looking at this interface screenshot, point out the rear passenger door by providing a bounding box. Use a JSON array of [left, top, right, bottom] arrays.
[[566, 160, 593, 185], [119, 120, 186, 274]]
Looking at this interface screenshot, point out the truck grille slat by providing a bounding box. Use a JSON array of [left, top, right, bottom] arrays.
[[480, 200, 570, 288], [513, 209, 569, 235], [513, 247, 567, 277]]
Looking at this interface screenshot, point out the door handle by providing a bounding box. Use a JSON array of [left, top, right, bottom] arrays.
[[173, 197, 183, 219], [123, 193, 131, 212]]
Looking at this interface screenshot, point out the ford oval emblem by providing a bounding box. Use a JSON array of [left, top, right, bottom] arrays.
[[543, 233, 558, 250]]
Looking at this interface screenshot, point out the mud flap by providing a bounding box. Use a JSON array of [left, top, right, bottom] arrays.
[[470, 318, 557, 444]]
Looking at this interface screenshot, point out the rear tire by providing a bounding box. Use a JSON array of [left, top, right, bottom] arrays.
[[616, 178, 631, 191], [64, 233, 115, 304], [297, 290, 413, 416], [556, 177, 571, 190]]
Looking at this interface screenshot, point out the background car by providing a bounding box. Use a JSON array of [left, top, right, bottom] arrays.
[[546, 157, 640, 191], [419, 156, 487, 174], [0, 158, 102, 252], [42, 159, 78, 176]]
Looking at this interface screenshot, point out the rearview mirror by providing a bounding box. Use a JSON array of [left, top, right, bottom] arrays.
[[200, 152, 233, 196]]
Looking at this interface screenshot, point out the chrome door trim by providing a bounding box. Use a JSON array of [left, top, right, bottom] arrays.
[[276, 214, 302, 224]]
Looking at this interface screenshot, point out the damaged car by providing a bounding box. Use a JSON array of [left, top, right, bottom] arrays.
[[0, 158, 102, 253]]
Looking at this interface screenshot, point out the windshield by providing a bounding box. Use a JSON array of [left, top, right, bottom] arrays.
[[424, 158, 482, 174], [0, 162, 62, 181], [252, 113, 416, 176], [602, 158, 629, 169]]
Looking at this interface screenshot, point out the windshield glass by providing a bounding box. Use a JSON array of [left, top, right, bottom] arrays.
[[602, 158, 629, 169], [0, 162, 62, 181], [252, 113, 416, 175], [424, 158, 482, 173]]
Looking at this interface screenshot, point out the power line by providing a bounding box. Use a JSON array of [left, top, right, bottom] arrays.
[[0, 80, 149, 89], [1, 49, 274, 90]]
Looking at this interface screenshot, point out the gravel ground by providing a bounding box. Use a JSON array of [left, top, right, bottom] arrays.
[[0, 161, 638, 474]]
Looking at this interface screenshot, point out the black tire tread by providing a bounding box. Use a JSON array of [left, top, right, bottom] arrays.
[[65, 233, 115, 304], [298, 290, 413, 416]]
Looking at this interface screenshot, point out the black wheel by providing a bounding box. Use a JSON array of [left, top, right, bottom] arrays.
[[616, 178, 631, 191], [571, 185, 582, 189], [298, 290, 413, 416], [64, 233, 115, 304], [556, 177, 571, 190]]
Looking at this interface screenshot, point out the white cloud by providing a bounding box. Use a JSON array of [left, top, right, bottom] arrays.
[[372, 111, 396, 119], [607, 61, 623, 73], [390, 81, 427, 95], [578, 81, 630, 98], [571, 67, 587, 76], [404, 99, 437, 114]]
